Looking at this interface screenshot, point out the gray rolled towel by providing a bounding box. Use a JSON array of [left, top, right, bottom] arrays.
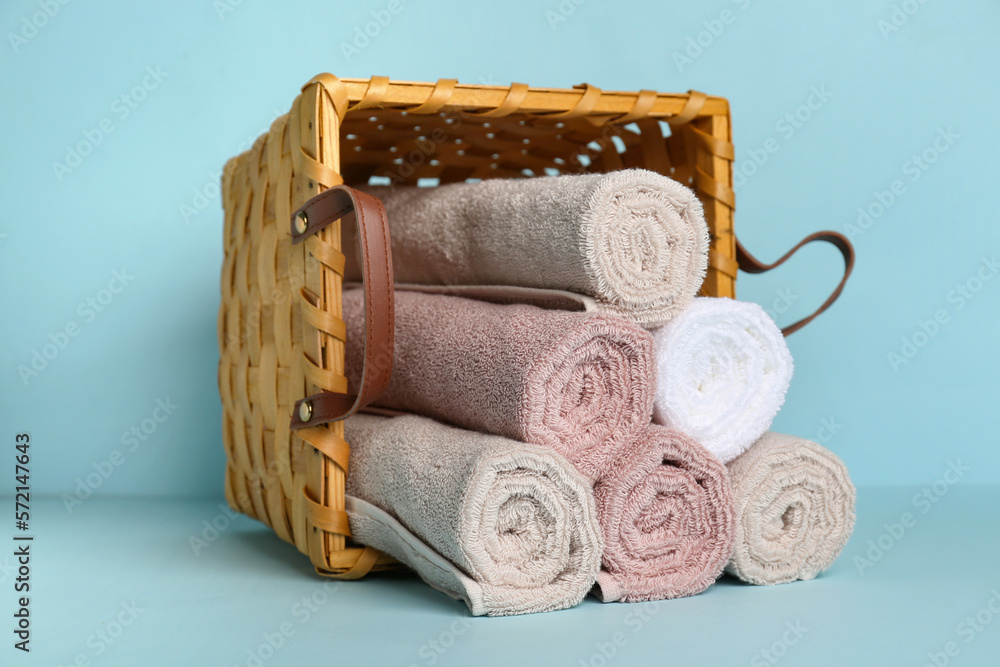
[[344, 414, 603, 616], [343, 169, 709, 328], [726, 432, 856, 585]]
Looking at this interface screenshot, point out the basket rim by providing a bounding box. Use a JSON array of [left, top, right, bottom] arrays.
[[308, 74, 730, 120]]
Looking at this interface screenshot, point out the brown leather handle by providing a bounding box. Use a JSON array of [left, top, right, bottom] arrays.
[[736, 231, 855, 336], [289, 185, 394, 428]]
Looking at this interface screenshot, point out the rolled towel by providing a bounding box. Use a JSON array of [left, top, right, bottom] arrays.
[[726, 432, 856, 585], [343, 289, 655, 474], [579, 425, 736, 602], [344, 169, 709, 328], [344, 414, 603, 616], [651, 297, 793, 463]]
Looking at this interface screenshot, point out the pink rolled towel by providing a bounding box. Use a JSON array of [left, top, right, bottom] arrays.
[[583, 425, 736, 602], [343, 289, 655, 472]]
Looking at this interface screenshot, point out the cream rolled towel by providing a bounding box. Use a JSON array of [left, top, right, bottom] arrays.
[[726, 432, 856, 585], [344, 169, 709, 328], [343, 289, 655, 474], [344, 414, 603, 616], [651, 297, 793, 463]]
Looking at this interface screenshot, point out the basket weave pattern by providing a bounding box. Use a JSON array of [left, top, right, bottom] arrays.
[[219, 75, 736, 578]]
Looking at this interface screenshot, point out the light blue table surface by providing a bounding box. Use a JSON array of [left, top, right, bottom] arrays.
[[5, 488, 999, 666]]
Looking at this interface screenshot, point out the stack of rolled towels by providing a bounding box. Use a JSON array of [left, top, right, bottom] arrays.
[[337, 168, 856, 616]]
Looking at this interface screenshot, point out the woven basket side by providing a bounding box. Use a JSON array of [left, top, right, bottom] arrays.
[[220, 114, 309, 554], [220, 83, 394, 577]]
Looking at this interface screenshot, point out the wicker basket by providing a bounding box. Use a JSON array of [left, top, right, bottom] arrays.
[[218, 75, 737, 579]]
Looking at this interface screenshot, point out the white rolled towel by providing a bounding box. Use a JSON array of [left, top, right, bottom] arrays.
[[651, 297, 793, 463]]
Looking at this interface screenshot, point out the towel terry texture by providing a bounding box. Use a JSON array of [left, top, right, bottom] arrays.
[[344, 414, 603, 616], [344, 169, 709, 328], [581, 425, 736, 602], [651, 297, 793, 463], [343, 289, 655, 473], [726, 432, 856, 585]]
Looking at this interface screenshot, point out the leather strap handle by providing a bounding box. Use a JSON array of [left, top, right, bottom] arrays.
[[289, 185, 394, 428], [736, 231, 855, 336]]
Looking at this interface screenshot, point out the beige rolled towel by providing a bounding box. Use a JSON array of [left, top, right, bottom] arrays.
[[344, 169, 709, 328], [344, 414, 603, 616], [726, 432, 856, 585]]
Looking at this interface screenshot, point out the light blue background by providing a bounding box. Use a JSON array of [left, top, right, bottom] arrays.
[[4, 0, 998, 495], [2, 1, 999, 665]]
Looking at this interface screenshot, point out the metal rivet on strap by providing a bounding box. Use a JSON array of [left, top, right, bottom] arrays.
[[298, 400, 313, 422], [294, 211, 309, 235]]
